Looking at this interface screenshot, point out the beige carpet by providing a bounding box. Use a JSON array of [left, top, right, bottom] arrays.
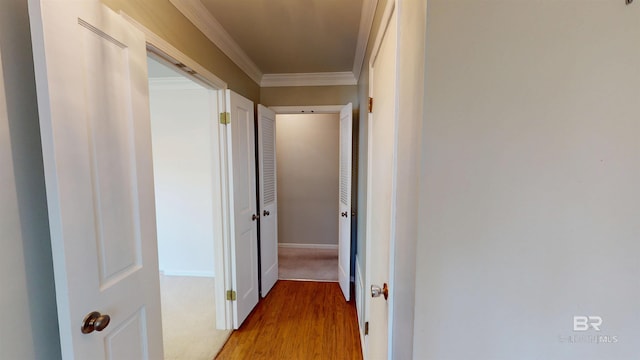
[[278, 247, 338, 282], [159, 275, 230, 360]]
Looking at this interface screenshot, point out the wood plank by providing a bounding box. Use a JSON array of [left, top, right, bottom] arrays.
[[215, 280, 363, 360]]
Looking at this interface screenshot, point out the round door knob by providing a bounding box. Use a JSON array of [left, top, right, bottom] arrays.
[[263, 210, 270, 216], [81, 311, 111, 334], [252, 214, 259, 221], [371, 283, 389, 300]]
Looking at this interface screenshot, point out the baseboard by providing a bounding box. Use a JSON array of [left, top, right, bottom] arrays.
[[356, 257, 366, 352], [160, 270, 215, 278], [278, 243, 338, 250]]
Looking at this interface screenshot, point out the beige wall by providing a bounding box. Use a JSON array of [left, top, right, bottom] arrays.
[[276, 114, 340, 246], [0, 0, 61, 358], [101, 0, 260, 102], [260, 85, 358, 107], [416, 1, 640, 358]]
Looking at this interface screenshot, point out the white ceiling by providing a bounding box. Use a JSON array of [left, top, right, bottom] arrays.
[[147, 57, 182, 78], [170, 0, 377, 86]]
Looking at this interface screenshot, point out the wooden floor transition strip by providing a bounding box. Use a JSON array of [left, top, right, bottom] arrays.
[[215, 280, 363, 360]]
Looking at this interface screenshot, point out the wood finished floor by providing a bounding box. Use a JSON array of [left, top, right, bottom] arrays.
[[215, 280, 362, 360]]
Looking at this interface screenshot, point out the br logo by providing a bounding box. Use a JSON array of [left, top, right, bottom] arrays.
[[573, 316, 602, 331]]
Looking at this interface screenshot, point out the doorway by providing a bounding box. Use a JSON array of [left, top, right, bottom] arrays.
[[275, 113, 341, 282], [147, 55, 230, 359]]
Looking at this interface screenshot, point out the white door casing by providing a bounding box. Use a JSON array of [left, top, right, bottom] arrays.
[[257, 105, 278, 297], [28, 1, 163, 358], [365, 2, 397, 359], [226, 90, 259, 328], [339, 103, 353, 301]]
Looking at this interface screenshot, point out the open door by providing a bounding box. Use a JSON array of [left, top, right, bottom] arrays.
[[28, 1, 163, 358], [226, 90, 259, 328], [365, 4, 397, 359], [339, 103, 353, 301], [257, 105, 278, 297]]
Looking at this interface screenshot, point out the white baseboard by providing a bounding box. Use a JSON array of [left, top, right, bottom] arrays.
[[278, 243, 338, 250], [160, 270, 215, 278], [355, 257, 366, 352]]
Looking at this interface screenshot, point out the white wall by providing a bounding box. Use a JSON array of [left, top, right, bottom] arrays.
[[0, 1, 61, 358], [149, 78, 216, 277], [276, 113, 340, 246], [415, 1, 640, 359]]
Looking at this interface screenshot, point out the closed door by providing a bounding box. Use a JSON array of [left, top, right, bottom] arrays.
[[365, 4, 397, 360], [339, 103, 353, 301], [257, 104, 278, 297], [29, 1, 163, 358], [226, 90, 259, 328]]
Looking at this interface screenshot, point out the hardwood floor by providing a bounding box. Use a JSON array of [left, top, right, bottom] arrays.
[[215, 280, 363, 360]]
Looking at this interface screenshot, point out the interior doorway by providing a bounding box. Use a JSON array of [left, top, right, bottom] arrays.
[[275, 112, 341, 282], [146, 55, 230, 359]]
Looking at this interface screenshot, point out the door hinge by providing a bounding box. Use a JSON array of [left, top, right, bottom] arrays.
[[219, 112, 230, 125], [365, 321, 369, 335], [368, 97, 373, 113], [226, 290, 237, 301]]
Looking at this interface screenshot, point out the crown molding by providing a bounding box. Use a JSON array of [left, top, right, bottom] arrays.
[[148, 77, 203, 90], [353, 0, 379, 81], [261, 72, 357, 87], [169, 0, 263, 85]]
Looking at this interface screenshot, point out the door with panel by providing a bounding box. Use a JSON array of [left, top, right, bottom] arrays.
[[226, 90, 259, 328], [257, 104, 278, 297], [365, 3, 397, 359], [339, 102, 353, 301], [29, 0, 163, 358]]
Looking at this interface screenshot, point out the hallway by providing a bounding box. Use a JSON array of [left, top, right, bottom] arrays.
[[215, 281, 362, 359]]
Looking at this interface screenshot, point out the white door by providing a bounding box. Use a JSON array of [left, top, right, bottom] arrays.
[[28, 1, 163, 358], [365, 5, 397, 360], [226, 90, 259, 328], [257, 105, 278, 297], [338, 103, 353, 301]]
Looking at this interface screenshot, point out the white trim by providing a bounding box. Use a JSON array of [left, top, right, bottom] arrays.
[[353, 0, 379, 80], [278, 243, 339, 251], [261, 72, 357, 87], [119, 11, 228, 90], [169, 0, 263, 85], [270, 105, 344, 114], [148, 77, 203, 90], [160, 270, 215, 278]]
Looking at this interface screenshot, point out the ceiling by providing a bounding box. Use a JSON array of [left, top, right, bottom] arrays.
[[200, 0, 362, 74], [170, 0, 377, 87]]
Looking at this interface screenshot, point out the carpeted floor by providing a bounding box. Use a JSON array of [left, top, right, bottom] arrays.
[[159, 275, 230, 360], [278, 247, 338, 282]]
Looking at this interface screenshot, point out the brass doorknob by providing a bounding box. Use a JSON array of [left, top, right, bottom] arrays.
[[81, 311, 111, 334], [371, 283, 389, 300]]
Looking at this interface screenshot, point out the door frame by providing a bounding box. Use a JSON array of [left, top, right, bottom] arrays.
[[269, 105, 356, 295], [120, 12, 235, 330]]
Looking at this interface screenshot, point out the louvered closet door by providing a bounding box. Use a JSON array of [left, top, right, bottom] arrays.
[[338, 103, 353, 301], [258, 105, 278, 296]]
